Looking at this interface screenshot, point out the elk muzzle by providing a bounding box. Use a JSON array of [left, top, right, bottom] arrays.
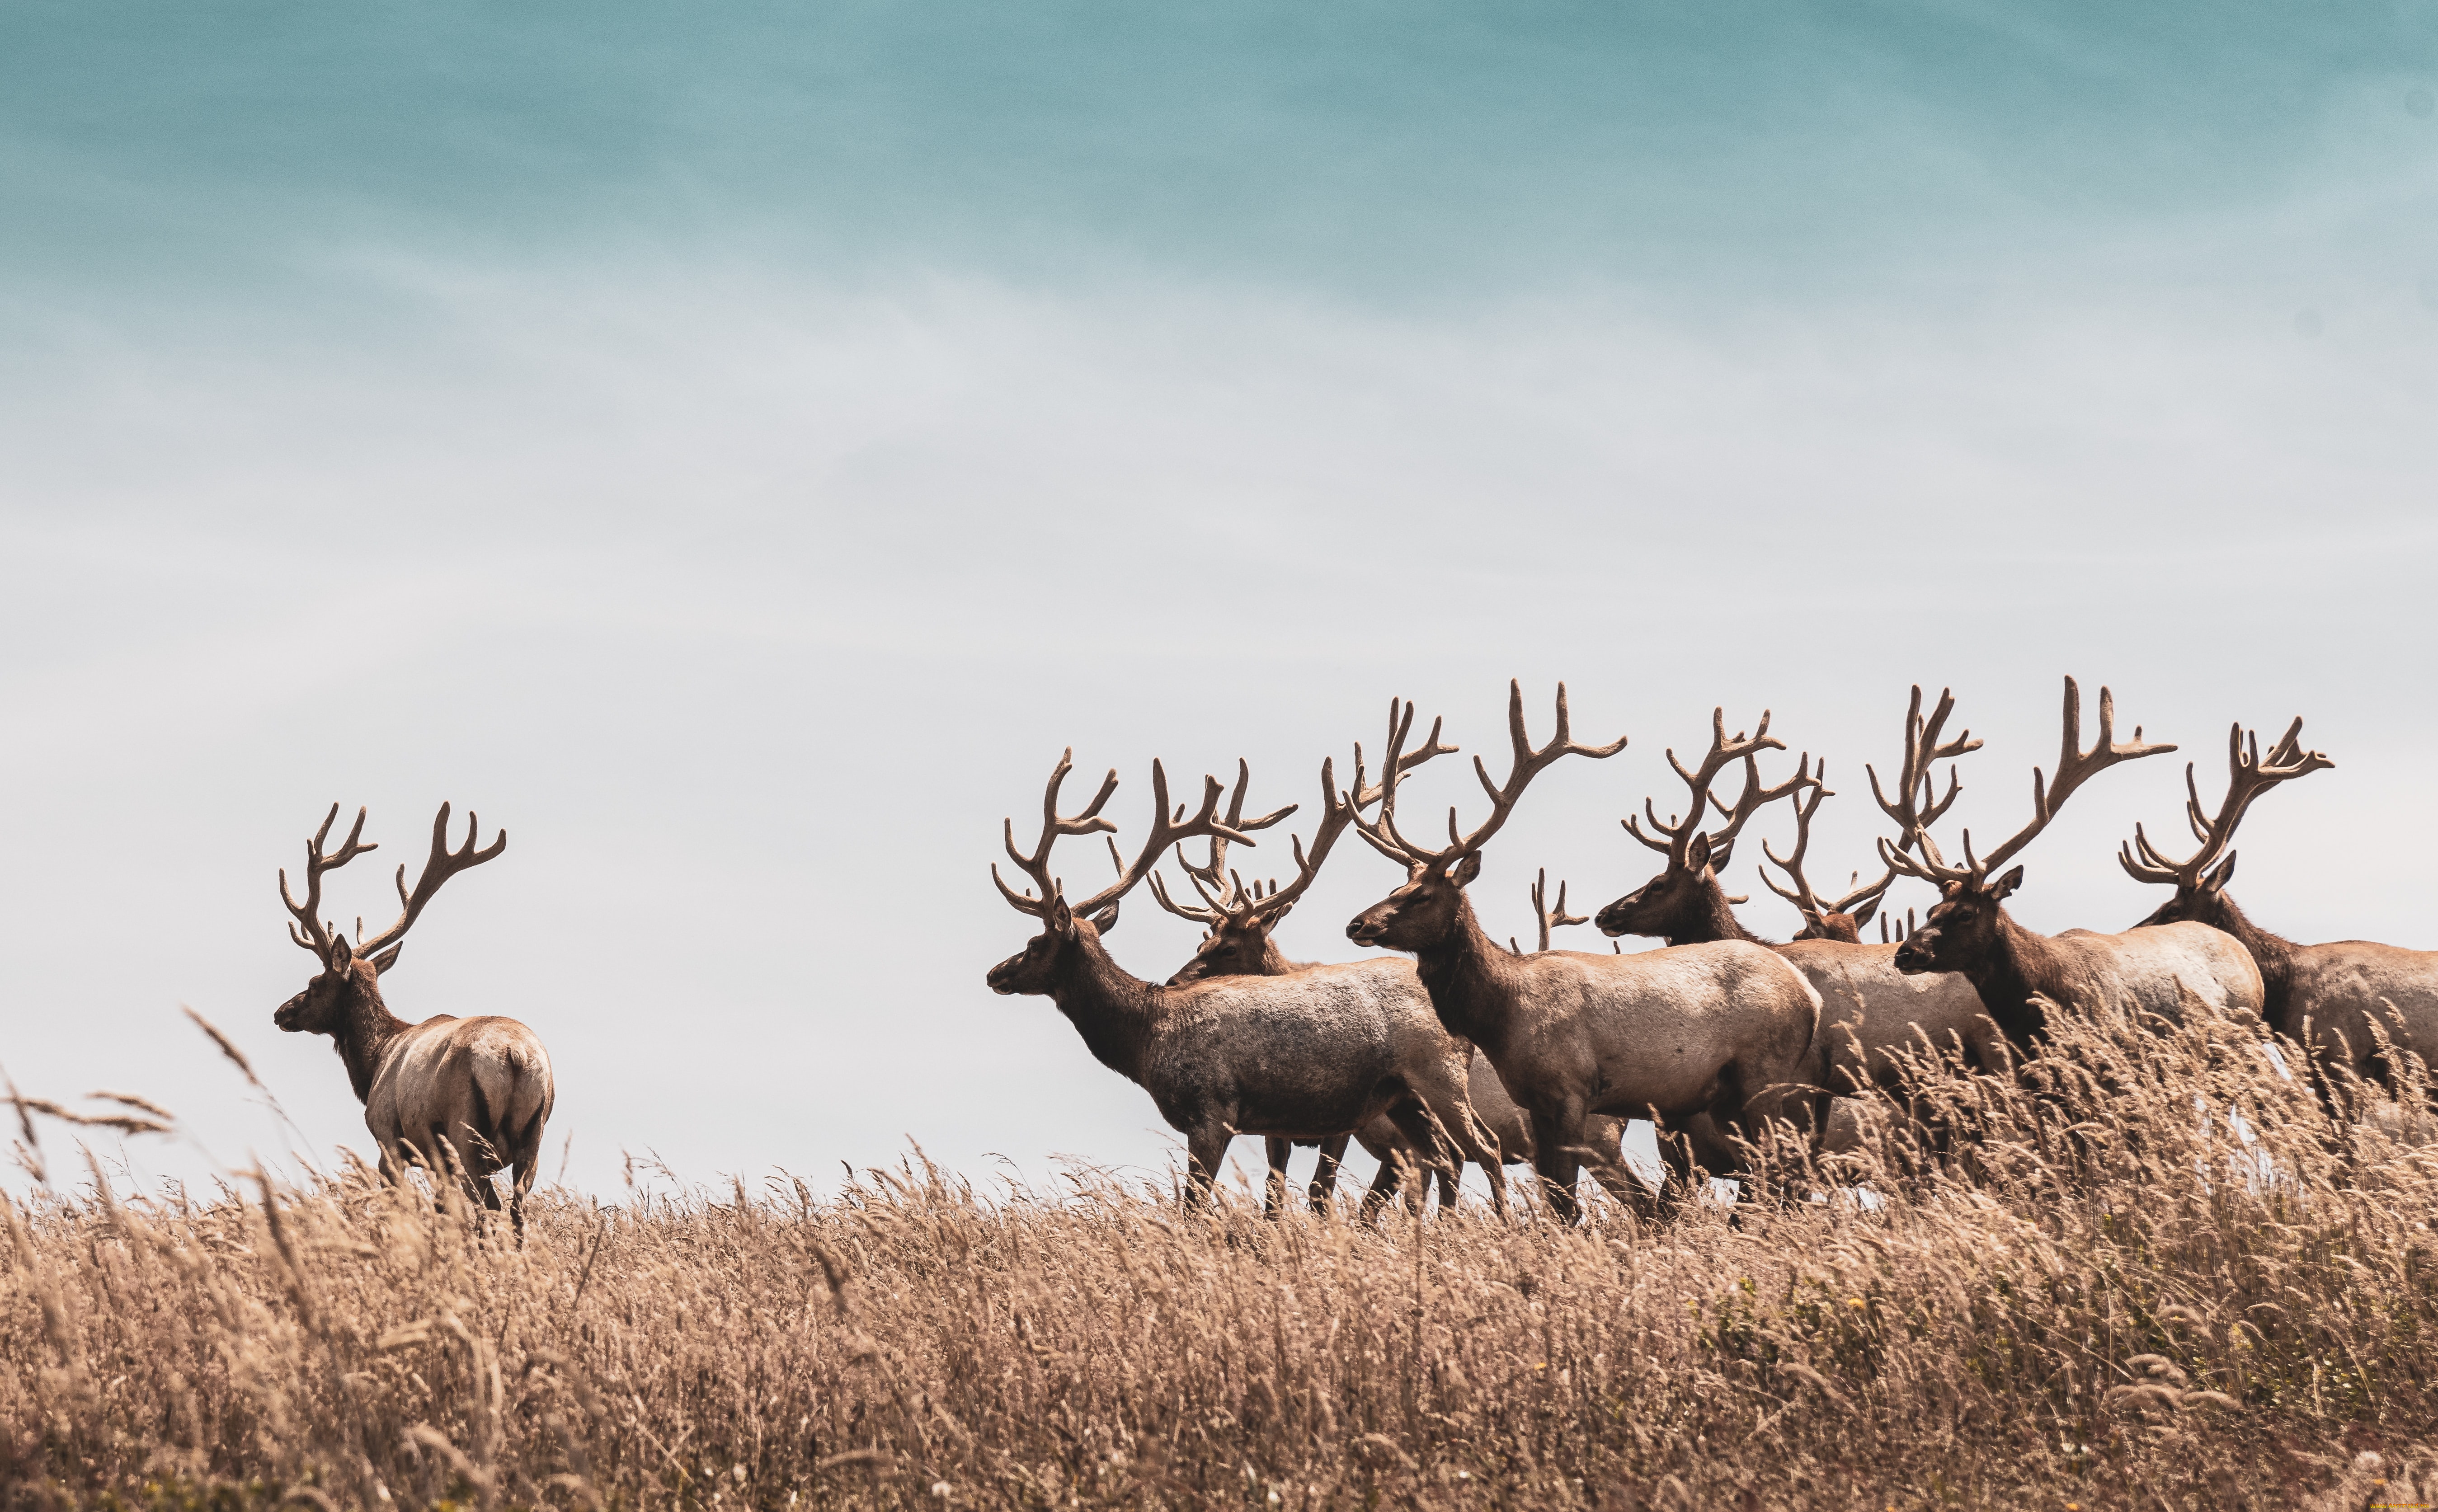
[[1891, 934, 1939, 975], [273, 992, 309, 1031], [1593, 889, 1646, 937]]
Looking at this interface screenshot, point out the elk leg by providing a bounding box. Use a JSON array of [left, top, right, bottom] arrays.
[[1356, 1146, 1411, 1224], [1309, 1135, 1350, 1213], [1528, 1105, 1586, 1225], [1183, 1127, 1231, 1210], [1262, 1137, 1293, 1218], [1382, 1099, 1467, 1218]]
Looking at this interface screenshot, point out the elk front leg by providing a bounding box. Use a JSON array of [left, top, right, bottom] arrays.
[[1262, 1137, 1293, 1218], [1183, 1127, 1232, 1210], [1529, 1103, 1587, 1224], [1309, 1134, 1350, 1213]]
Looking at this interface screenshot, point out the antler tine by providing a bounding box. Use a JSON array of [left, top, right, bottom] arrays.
[[1071, 762, 1255, 918], [1530, 867, 1589, 952], [2116, 715, 2330, 888], [1978, 678, 2175, 874], [278, 802, 379, 958], [1146, 867, 1224, 926], [1440, 681, 1627, 864], [353, 803, 506, 958], [990, 748, 1121, 917]]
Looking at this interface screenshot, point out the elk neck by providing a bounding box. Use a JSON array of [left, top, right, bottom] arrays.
[[333, 972, 414, 1105], [1406, 893, 1527, 1057], [1955, 908, 2094, 1053], [1044, 926, 1167, 1080], [1677, 875, 1770, 948]]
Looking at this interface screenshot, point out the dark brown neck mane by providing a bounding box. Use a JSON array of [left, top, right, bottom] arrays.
[[1405, 895, 1530, 1060], [1667, 876, 1771, 948], [1045, 929, 1167, 1080], [331, 971, 413, 1104]]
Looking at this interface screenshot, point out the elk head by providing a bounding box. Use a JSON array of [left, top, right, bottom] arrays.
[[2121, 717, 2330, 930], [1883, 678, 2174, 978], [1155, 733, 1459, 984], [1344, 683, 1626, 953], [985, 750, 1249, 996], [273, 802, 506, 1037], [1594, 708, 1809, 942]]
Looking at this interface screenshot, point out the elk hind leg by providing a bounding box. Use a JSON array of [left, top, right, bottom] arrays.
[[1382, 1098, 1468, 1219], [1309, 1134, 1350, 1214]]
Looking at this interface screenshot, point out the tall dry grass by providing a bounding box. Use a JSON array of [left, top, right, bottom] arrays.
[[6, 998, 2438, 1510]]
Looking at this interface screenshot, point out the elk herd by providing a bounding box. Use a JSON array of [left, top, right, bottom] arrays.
[[251, 674, 2432, 1234], [982, 677, 2438, 1221]]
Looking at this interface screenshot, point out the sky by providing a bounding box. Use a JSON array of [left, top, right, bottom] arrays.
[[3, 1, 2435, 1202]]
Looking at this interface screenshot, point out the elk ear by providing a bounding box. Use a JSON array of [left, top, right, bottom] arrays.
[[1449, 852, 1483, 888], [1684, 832, 1713, 874], [1049, 895, 1075, 937], [2203, 853, 2237, 892], [1989, 865, 2024, 902], [1088, 902, 1120, 934], [1849, 897, 1880, 928], [325, 933, 354, 973], [370, 943, 404, 975]]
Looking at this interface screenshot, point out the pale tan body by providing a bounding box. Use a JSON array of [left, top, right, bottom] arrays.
[[2044, 922, 2265, 1021], [366, 1014, 556, 1194], [2283, 942, 2438, 1080], [1462, 941, 1823, 1135]]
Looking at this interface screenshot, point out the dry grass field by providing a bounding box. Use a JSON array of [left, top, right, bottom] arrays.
[[6, 1001, 2438, 1511]]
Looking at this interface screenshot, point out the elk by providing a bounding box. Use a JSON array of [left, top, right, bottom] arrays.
[[1884, 678, 2264, 1050], [272, 803, 555, 1236], [1591, 695, 1999, 1154], [1161, 826, 1652, 1214], [2120, 718, 2434, 1091], [1343, 682, 1825, 1222], [984, 737, 1509, 1216]]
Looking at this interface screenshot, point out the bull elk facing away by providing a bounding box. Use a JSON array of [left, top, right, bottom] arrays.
[[1885, 678, 2264, 1049], [273, 803, 555, 1237], [1344, 682, 1826, 1223], [2120, 718, 2438, 1094], [984, 739, 1508, 1216]]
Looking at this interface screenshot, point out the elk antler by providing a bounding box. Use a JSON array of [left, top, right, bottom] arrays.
[[1621, 708, 1806, 872], [993, 750, 1255, 920], [353, 804, 508, 960], [2118, 717, 2331, 887], [1152, 723, 1459, 933], [1353, 683, 1627, 873], [1529, 868, 1587, 952], [1756, 756, 1895, 927], [1147, 759, 1299, 927], [1881, 677, 2174, 891], [279, 803, 379, 959]]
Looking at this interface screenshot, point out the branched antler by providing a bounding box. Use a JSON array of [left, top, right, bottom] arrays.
[[993, 751, 1253, 920], [354, 804, 507, 959], [1354, 682, 1627, 873], [280, 804, 377, 958], [2119, 717, 2331, 887], [1881, 677, 2174, 891], [1622, 708, 1802, 871]]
